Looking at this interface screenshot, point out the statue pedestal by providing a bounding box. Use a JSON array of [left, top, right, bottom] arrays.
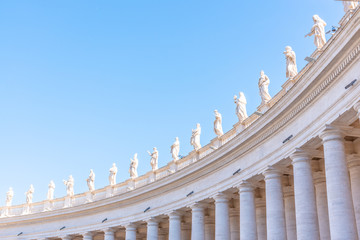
[[0, 207, 10, 217], [106, 186, 115, 198], [168, 161, 178, 174], [43, 200, 53, 211], [282, 78, 296, 92], [127, 180, 135, 191], [149, 172, 156, 183], [22, 204, 31, 215], [257, 103, 270, 114], [63, 196, 73, 208], [234, 122, 246, 134], [211, 138, 223, 149], [192, 151, 200, 163], [85, 191, 95, 203]]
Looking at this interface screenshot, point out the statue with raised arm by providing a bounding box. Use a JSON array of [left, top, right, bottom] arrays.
[[87, 169, 95, 192], [190, 123, 202, 151], [214, 110, 224, 137], [305, 15, 327, 49], [234, 92, 248, 123], [171, 137, 180, 161], [258, 71, 272, 105], [129, 154, 139, 179], [343, 1, 358, 12], [284, 46, 298, 79], [109, 163, 118, 186], [148, 147, 159, 171], [63, 175, 74, 197], [25, 185, 34, 204], [47, 180, 55, 201], [5, 187, 14, 207]]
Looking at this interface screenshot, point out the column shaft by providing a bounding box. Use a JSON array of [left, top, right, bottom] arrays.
[[239, 182, 257, 240], [283, 187, 297, 240], [192, 204, 205, 240], [104, 229, 115, 240], [205, 218, 215, 240], [147, 219, 159, 240], [169, 211, 182, 240], [255, 199, 267, 240], [214, 193, 230, 240], [348, 155, 360, 237], [320, 126, 358, 239], [229, 208, 240, 240], [263, 167, 287, 240]]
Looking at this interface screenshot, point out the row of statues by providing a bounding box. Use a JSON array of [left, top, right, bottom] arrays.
[[2, 5, 356, 210]]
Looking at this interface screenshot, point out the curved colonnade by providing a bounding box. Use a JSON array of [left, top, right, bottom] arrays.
[[2, 6, 360, 240]]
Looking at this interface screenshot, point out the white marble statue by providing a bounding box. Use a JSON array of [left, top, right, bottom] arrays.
[[258, 71, 272, 105], [87, 169, 95, 192], [190, 123, 202, 151], [25, 185, 34, 204], [305, 15, 327, 49], [47, 180, 55, 201], [5, 187, 14, 207], [148, 147, 159, 171], [171, 137, 180, 161], [109, 163, 118, 186], [284, 46, 298, 79], [214, 110, 224, 137], [63, 175, 74, 197], [343, 1, 358, 12], [234, 92, 248, 123], [130, 154, 139, 179]]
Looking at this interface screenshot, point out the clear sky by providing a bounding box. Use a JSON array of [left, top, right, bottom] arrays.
[[0, 1, 345, 205]]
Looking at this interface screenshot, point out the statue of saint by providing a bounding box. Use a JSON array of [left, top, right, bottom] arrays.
[[258, 71, 272, 105], [214, 110, 224, 137], [234, 92, 248, 123], [5, 187, 14, 207], [171, 137, 180, 161], [130, 154, 139, 179], [25, 185, 34, 204], [305, 15, 327, 49], [190, 123, 202, 151], [47, 181, 55, 201], [343, 1, 358, 12], [284, 46, 298, 79], [87, 169, 95, 192], [148, 147, 159, 171], [63, 175, 74, 197], [109, 163, 118, 186]]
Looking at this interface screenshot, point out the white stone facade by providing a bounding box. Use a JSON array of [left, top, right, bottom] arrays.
[[1, 5, 360, 240]]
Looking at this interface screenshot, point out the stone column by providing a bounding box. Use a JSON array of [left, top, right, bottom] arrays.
[[291, 149, 320, 240], [238, 181, 257, 240], [313, 171, 330, 240], [191, 203, 205, 240], [205, 215, 215, 240], [255, 198, 267, 240], [229, 207, 240, 240], [125, 224, 136, 240], [319, 125, 358, 239], [348, 154, 360, 237], [283, 186, 296, 240], [181, 222, 191, 240], [147, 218, 159, 240], [82, 232, 93, 240], [213, 193, 230, 240], [169, 211, 182, 240], [263, 167, 287, 240], [104, 228, 115, 240]]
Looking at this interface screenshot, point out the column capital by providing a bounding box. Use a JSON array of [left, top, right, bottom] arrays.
[[60, 236, 72, 240], [125, 223, 137, 231], [213, 192, 230, 202], [189, 202, 207, 210], [168, 210, 182, 219], [103, 227, 116, 234], [262, 166, 282, 180], [313, 171, 326, 184], [347, 154, 360, 169], [82, 232, 94, 237], [236, 180, 254, 193], [146, 217, 160, 224], [319, 125, 344, 143], [290, 148, 311, 164]]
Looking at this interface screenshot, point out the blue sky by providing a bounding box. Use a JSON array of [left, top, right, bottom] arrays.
[[0, 1, 345, 205]]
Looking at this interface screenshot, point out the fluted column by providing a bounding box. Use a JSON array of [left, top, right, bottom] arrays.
[[213, 193, 230, 240], [82, 232, 93, 240], [205, 215, 215, 240], [313, 171, 330, 240], [291, 149, 319, 240], [255, 198, 267, 240], [103, 228, 115, 240], [191, 203, 205, 240], [283, 186, 296, 240], [238, 181, 257, 240], [320, 125, 358, 239], [169, 211, 182, 240], [263, 167, 287, 240], [147, 218, 159, 240], [348, 154, 360, 237], [229, 207, 240, 240]]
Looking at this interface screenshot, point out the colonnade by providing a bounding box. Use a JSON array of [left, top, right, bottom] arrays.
[[33, 123, 360, 240]]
